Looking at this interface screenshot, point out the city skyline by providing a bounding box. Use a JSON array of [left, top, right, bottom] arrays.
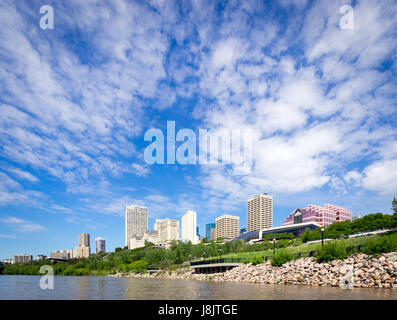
[[1, 196, 376, 260], [1, 0, 397, 260]]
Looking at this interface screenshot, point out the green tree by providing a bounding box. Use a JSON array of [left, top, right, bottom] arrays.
[[128, 260, 149, 273], [173, 248, 184, 265], [392, 197, 397, 215]]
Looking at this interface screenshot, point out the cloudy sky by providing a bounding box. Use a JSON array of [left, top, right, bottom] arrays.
[[0, 0, 396, 259]]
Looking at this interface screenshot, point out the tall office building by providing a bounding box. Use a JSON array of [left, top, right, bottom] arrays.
[[181, 210, 198, 244], [206, 223, 216, 240], [79, 233, 90, 247], [247, 193, 273, 232], [125, 205, 148, 246], [215, 215, 240, 240], [95, 237, 106, 254], [76, 233, 90, 258], [155, 218, 179, 243]]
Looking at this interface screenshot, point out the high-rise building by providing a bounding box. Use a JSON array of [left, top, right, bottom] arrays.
[[247, 193, 273, 232], [76, 233, 90, 258], [12, 254, 32, 264], [125, 205, 148, 246], [181, 210, 198, 244], [79, 233, 90, 247], [283, 204, 352, 227], [206, 223, 216, 240], [95, 237, 106, 254], [155, 218, 179, 243], [211, 228, 216, 241], [215, 215, 240, 240]]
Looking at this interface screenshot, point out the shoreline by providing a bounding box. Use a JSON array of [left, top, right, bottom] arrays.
[[109, 252, 397, 289]]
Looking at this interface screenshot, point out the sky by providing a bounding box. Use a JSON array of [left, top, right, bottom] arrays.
[[0, 0, 396, 260]]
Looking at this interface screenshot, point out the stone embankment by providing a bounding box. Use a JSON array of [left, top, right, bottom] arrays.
[[109, 252, 397, 289]]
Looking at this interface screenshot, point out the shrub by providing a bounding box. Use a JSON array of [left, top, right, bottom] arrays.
[[168, 265, 178, 272], [271, 250, 292, 267], [252, 256, 264, 265], [242, 258, 251, 264], [73, 268, 90, 276], [316, 241, 347, 263], [128, 260, 149, 274], [363, 236, 397, 255]]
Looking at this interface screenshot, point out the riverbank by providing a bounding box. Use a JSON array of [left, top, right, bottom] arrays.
[[109, 252, 397, 289]]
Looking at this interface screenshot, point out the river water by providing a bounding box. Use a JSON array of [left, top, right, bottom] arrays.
[[0, 275, 396, 299]]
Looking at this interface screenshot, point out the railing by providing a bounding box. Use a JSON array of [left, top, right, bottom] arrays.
[[190, 258, 242, 266]]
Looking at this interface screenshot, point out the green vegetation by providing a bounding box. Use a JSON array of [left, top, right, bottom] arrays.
[[392, 197, 397, 215], [302, 212, 397, 242], [363, 232, 397, 255], [315, 241, 348, 263], [128, 260, 149, 274], [271, 250, 292, 267], [251, 256, 265, 265]]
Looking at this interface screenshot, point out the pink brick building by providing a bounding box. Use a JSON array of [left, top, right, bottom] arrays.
[[283, 204, 352, 228]]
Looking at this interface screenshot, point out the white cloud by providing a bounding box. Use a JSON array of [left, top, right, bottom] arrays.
[[0, 216, 45, 232], [5, 167, 39, 183], [362, 159, 397, 194]]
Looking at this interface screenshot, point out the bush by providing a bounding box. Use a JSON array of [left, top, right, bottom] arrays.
[[252, 256, 264, 265], [73, 268, 90, 276], [128, 260, 149, 274], [271, 250, 292, 267], [242, 258, 251, 264], [316, 241, 347, 263], [363, 236, 397, 255]]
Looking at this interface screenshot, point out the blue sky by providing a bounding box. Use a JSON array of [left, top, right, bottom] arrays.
[[0, 0, 396, 260]]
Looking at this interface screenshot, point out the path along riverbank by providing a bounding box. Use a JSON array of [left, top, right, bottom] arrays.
[[109, 252, 397, 289]]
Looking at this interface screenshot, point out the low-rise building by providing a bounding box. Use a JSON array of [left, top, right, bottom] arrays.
[[50, 250, 70, 260], [12, 254, 33, 264], [129, 237, 145, 250], [283, 204, 352, 228], [36, 255, 47, 261]]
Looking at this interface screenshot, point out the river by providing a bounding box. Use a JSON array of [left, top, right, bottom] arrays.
[[0, 275, 396, 299]]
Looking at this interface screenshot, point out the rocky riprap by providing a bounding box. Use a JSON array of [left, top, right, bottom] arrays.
[[109, 252, 397, 289]]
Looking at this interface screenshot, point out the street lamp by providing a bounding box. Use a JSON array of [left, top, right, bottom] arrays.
[[273, 238, 276, 256], [220, 248, 222, 261], [321, 228, 325, 247], [203, 251, 206, 260]]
